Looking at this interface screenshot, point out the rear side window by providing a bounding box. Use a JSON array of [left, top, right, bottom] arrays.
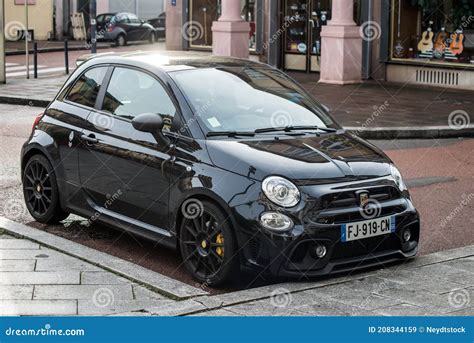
[[66, 67, 107, 108]]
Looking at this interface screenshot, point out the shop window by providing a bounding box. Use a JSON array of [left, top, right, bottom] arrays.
[[391, 0, 474, 66]]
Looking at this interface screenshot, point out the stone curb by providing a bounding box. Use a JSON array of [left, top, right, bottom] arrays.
[[113, 245, 474, 316], [0, 217, 208, 300], [0, 96, 50, 108], [346, 126, 474, 139]]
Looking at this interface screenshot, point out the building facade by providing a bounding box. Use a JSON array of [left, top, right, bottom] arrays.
[[5, 0, 54, 41], [166, 0, 474, 90]]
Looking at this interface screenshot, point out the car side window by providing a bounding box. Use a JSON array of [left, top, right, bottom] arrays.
[[128, 14, 140, 23], [102, 67, 177, 130], [65, 67, 107, 108], [116, 14, 128, 23]]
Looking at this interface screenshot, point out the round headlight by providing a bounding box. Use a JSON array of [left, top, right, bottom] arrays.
[[390, 164, 407, 191], [262, 176, 300, 208]]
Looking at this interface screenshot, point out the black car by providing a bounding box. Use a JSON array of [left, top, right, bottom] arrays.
[[147, 12, 166, 39], [21, 52, 420, 286], [94, 12, 156, 46]]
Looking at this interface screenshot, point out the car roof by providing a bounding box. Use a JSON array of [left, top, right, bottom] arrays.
[[78, 50, 267, 73]]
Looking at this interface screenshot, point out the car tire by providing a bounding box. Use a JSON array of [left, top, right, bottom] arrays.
[[179, 200, 239, 286], [115, 34, 126, 47], [148, 32, 156, 44], [22, 155, 69, 224]]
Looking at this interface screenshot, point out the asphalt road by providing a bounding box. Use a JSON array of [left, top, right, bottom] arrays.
[[1, 103, 473, 292]]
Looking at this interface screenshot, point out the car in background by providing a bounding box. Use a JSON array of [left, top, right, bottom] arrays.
[[147, 12, 166, 39], [93, 12, 156, 46]]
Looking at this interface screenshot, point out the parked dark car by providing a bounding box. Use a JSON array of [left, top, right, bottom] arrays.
[[93, 12, 156, 46], [147, 12, 166, 39], [21, 52, 420, 286]]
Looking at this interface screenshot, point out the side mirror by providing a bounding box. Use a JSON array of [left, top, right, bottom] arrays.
[[132, 113, 170, 146]]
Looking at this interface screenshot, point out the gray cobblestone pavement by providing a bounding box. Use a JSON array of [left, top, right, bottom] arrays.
[[1, 223, 472, 316]]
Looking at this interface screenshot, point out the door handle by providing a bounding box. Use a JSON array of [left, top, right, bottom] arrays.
[[81, 134, 99, 145]]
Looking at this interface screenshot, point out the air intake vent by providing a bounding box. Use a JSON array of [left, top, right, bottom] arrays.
[[415, 69, 459, 86]]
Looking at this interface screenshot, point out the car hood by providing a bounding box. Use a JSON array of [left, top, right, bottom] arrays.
[[205, 132, 392, 183]]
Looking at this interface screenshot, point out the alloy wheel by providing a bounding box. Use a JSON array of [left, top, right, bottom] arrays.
[[180, 210, 226, 280], [23, 160, 53, 217]]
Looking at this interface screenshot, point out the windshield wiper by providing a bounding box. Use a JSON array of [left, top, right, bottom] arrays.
[[206, 131, 255, 138], [254, 125, 338, 134]]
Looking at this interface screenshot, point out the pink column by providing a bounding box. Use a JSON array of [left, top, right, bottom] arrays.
[[212, 0, 250, 59], [165, 0, 183, 51], [319, 0, 362, 84]]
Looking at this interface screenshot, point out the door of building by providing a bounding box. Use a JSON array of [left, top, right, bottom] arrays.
[[282, 0, 332, 72]]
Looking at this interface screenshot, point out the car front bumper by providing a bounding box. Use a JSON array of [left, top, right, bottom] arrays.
[[231, 178, 420, 278]]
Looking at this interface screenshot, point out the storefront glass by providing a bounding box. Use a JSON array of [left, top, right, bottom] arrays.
[[187, 0, 258, 50], [391, 0, 474, 67]]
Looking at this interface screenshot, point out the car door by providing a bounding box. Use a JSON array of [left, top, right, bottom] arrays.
[[52, 66, 108, 207], [78, 66, 178, 234], [127, 13, 148, 41]]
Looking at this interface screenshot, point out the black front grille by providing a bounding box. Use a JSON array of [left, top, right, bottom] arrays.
[[320, 186, 399, 210]]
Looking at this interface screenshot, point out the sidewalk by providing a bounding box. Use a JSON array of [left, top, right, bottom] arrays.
[[5, 40, 113, 56], [0, 65, 473, 138], [0, 217, 472, 316]]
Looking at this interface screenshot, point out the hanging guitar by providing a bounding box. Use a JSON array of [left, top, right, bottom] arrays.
[[449, 30, 464, 55], [417, 22, 434, 53]]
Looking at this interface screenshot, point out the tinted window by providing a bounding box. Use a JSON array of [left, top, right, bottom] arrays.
[[115, 13, 128, 23], [128, 14, 140, 23], [102, 67, 177, 129], [66, 67, 107, 108]]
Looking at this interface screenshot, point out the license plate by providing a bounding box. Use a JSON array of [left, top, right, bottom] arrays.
[[341, 216, 396, 242]]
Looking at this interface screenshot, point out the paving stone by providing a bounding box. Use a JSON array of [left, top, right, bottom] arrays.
[[132, 285, 165, 300], [375, 287, 469, 314], [0, 248, 63, 260], [374, 303, 440, 316], [0, 234, 15, 239], [0, 271, 80, 285], [81, 271, 130, 285], [444, 272, 474, 287], [222, 299, 308, 317], [415, 263, 473, 279], [296, 300, 373, 316], [0, 239, 40, 249], [143, 299, 206, 316], [445, 307, 474, 316], [189, 309, 240, 316], [0, 285, 33, 300], [35, 258, 101, 272], [0, 300, 77, 315], [33, 284, 134, 300], [0, 260, 35, 272], [443, 259, 474, 273], [78, 298, 175, 316]]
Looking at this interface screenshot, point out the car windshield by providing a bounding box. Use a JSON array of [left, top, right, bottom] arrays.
[[171, 67, 335, 134]]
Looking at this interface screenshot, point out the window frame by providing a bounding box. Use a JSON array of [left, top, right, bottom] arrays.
[[62, 65, 110, 111], [94, 64, 190, 137]]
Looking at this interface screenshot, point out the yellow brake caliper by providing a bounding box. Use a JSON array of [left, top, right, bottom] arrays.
[[215, 233, 224, 257]]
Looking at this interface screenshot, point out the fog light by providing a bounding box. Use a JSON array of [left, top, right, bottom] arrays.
[[315, 244, 327, 258], [402, 228, 412, 242], [260, 212, 293, 232]]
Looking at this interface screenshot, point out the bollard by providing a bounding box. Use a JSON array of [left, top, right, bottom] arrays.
[[64, 39, 69, 75], [33, 42, 38, 79]]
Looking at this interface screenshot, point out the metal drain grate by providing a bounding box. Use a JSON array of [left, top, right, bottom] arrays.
[[416, 69, 459, 86]]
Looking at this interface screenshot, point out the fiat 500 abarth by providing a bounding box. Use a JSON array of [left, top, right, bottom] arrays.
[[21, 52, 420, 286]]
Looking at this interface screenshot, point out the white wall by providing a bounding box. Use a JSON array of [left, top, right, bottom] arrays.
[[108, 0, 164, 20]]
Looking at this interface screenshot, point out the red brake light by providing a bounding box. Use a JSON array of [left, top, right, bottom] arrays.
[[32, 113, 43, 131]]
